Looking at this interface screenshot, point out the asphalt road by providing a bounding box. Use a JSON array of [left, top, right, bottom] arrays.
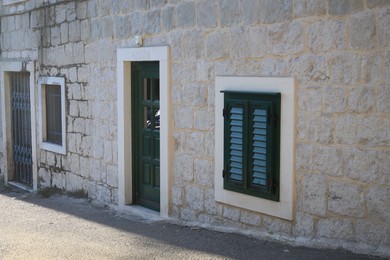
[[0, 184, 383, 260]]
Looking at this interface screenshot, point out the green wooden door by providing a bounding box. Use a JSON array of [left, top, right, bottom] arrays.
[[132, 62, 160, 211]]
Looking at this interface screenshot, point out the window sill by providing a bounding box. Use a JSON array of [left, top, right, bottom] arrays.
[[3, 0, 27, 5], [40, 142, 66, 155]]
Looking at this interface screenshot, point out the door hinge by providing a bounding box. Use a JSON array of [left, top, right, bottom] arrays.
[[222, 169, 228, 178], [223, 108, 229, 118]]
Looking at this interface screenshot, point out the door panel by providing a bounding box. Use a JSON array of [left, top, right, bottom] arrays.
[[132, 62, 160, 211]]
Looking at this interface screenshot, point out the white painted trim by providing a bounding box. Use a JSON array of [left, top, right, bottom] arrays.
[[215, 76, 296, 220], [3, 0, 26, 6], [38, 76, 66, 155], [0, 61, 38, 190], [117, 46, 171, 218]]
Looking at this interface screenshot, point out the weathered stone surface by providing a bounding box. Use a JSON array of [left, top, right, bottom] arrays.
[[366, 186, 390, 223], [328, 182, 365, 217], [356, 220, 390, 246], [162, 5, 175, 31], [262, 215, 292, 235], [260, 58, 287, 76], [223, 206, 240, 221], [301, 174, 327, 216], [268, 22, 304, 55], [262, 0, 292, 23], [360, 54, 383, 85], [172, 185, 183, 206], [328, 0, 364, 15], [230, 26, 250, 59], [293, 213, 314, 237], [349, 86, 375, 113], [197, 0, 217, 28], [307, 19, 346, 53], [294, 0, 326, 17], [206, 31, 229, 59], [299, 86, 322, 113], [296, 143, 314, 172], [194, 159, 213, 187], [52, 171, 66, 189], [220, 0, 241, 27], [115, 15, 131, 39], [378, 151, 390, 185], [289, 55, 329, 83], [250, 26, 268, 58], [194, 109, 214, 131], [357, 117, 390, 146], [379, 8, 390, 48], [38, 168, 51, 188], [185, 186, 204, 211], [378, 85, 390, 113], [183, 29, 203, 59], [76, 1, 87, 19], [176, 1, 196, 28], [335, 115, 358, 145], [386, 52, 390, 84], [317, 219, 354, 240], [240, 210, 261, 226], [242, 0, 260, 24], [174, 154, 194, 181], [183, 132, 205, 154], [331, 54, 360, 84], [66, 172, 84, 192], [314, 146, 343, 176], [144, 9, 161, 34], [131, 12, 144, 35], [349, 12, 377, 50], [308, 116, 334, 144], [367, 0, 390, 8], [323, 86, 346, 113]]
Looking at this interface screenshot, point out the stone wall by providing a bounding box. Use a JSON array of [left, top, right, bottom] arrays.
[[1, 0, 389, 257]]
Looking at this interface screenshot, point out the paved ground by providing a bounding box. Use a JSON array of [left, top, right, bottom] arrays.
[[0, 184, 383, 260]]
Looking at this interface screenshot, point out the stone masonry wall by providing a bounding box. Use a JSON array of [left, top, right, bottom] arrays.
[[0, 0, 389, 257]]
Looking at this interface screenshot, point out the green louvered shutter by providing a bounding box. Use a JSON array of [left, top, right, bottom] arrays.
[[223, 92, 280, 202]]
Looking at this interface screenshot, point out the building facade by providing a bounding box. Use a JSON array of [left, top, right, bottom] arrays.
[[0, 0, 389, 257]]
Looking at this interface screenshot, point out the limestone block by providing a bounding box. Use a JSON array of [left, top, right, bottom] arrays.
[[356, 220, 389, 246], [307, 19, 346, 53], [181, 208, 197, 222], [87, 0, 98, 18], [95, 185, 112, 204], [77, 66, 89, 84], [89, 158, 102, 182], [174, 154, 194, 181], [366, 186, 390, 223], [80, 19, 91, 42], [65, 172, 84, 191], [82, 135, 93, 157], [367, 0, 390, 8], [194, 159, 213, 187], [242, 0, 260, 24], [184, 132, 205, 154], [176, 1, 196, 28], [67, 153, 80, 174], [328, 0, 364, 15], [131, 11, 144, 35], [101, 17, 114, 39], [220, 0, 241, 27], [349, 12, 377, 50], [300, 86, 322, 113], [331, 54, 360, 84], [76, 1, 87, 19], [194, 109, 214, 131], [106, 164, 117, 187], [344, 148, 378, 183], [289, 55, 329, 83], [103, 140, 112, 163], [184, 85, 207, 106], [204, 132, 215, 157], [386, 52, 390, 84], [66, 2, 76, 21], [172, 62, 196, 82], [294, 0, 326, 17], [322, 86, 346, 113], [260, 58, 287, 76], [317, 219, 354, 240], [357, 116, 390, 146], [268, 21, 304, 55], [230, 26, 250, 59], [262, 0, 292, 24], [151, 0, 166, 8], [183, 29, 203, 59], [301, 174, 327, 216], [378, 85, 390, 113], [314, 146, 343, 177], [67, 133, 77, 154], [79, 157, 90, 178], [328, 182, 365, 217], [91, 19, 102, 40], [240, 210, 261, 226], [38, 168, 51, 188], [135, 0, 150, 9], [196, 61, 210, 81], [185, 186, 204, 211], [378, 150, 390, 185], [51, 26, 60, 46], [172, 185, 183, 206], [52, 171, 66, 189], [98, 0, 110, 17], [69, 67, 77, 83], [379, 8, 390, 48], [335, 115, 358, 145], [293, 212, 314, 237], [205, 188, 223, 215], [263, 215, 292, 235], [60, 22, 68, 44], [79, 101, 91, 118], [93, 136, 104, 159], [349, 86, 376, 114], [307, 116, 334, 144], [144, 9, 161, 34], [223, 206, 240, 221], [119, 0, 135, 13], [250, 26, 268, 58], [55, 4, 67, 24], [46, 152, 55, 166], [205, 31, 229, 60], [296, 143, 314, 172], [360, 54, 383, 85], [175, 107, 193, 129], [162, 5, 175, 31], [197, 0, 217, 28]]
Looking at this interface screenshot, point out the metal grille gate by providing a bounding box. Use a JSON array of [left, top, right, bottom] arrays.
[[10, 72, 33, 186]]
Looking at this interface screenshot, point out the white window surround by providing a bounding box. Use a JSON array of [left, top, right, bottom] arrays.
[[38, 76, 66, 155], [215, 76, 296, 220], [3, 0, 27, 5], [117, 46, 171, 218], [0, 61, 38, 190]]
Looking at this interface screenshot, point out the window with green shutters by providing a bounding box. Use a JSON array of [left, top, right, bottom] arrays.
[[223, 91, 281, 201]]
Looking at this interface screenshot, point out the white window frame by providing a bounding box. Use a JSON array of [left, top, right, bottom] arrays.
[[215, 76, 296, 220], [3, 0, 27, 5], [38, 76, 66, 155], [117, 46, 171, 218]]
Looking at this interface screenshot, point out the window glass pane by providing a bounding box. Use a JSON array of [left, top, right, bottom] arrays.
[[45, 84, 62, 145]]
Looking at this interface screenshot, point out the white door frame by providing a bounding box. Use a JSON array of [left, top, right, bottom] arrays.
[[0, 61, 38, 190], [117, 47, 171, 217]]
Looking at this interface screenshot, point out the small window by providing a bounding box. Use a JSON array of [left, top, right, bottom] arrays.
[[223, 91, 280, 201], [38, 77, 66, 154]]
